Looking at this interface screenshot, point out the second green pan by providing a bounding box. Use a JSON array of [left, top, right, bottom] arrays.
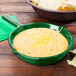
[[2, 15, 74, 65]]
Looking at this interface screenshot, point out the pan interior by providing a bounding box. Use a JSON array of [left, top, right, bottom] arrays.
[[9, 23, 74, 58]]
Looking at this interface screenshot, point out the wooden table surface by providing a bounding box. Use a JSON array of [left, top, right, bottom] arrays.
[[0, 0, 76, 76]]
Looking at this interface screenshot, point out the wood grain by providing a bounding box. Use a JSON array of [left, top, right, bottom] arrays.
[[0, 0, 27, 3], [0, 5, 34, 13], [0, 0, 76, 76]]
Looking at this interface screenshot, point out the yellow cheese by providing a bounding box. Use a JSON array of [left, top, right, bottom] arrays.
[[13, 28, 68, 57]]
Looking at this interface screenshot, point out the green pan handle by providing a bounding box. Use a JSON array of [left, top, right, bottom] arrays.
[[2, 14, 21, 27]]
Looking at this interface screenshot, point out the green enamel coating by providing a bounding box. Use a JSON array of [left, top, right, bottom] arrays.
[[8, 23, 74, 65], [3, 15, 74, 65], [2, 15, 21, 27]]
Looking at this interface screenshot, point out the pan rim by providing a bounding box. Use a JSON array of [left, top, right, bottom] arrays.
[[8, 22, 74, 60]]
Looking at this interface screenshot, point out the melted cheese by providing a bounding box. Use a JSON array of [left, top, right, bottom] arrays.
[[13, 28, 68, 57]]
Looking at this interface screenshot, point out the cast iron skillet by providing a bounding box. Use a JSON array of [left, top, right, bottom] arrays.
[[2, 15, 74, 65], [27, 0, 76, 21]]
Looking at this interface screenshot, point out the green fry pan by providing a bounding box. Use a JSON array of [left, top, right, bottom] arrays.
[[2, 15, 74, 65]]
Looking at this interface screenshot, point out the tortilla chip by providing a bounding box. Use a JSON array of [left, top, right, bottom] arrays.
[[38, 0, 62, 10], [31, 0, 76, 11], [67, 55, 76, 67], [31, 0, 40, 5], [70, 49, 76, 54]]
